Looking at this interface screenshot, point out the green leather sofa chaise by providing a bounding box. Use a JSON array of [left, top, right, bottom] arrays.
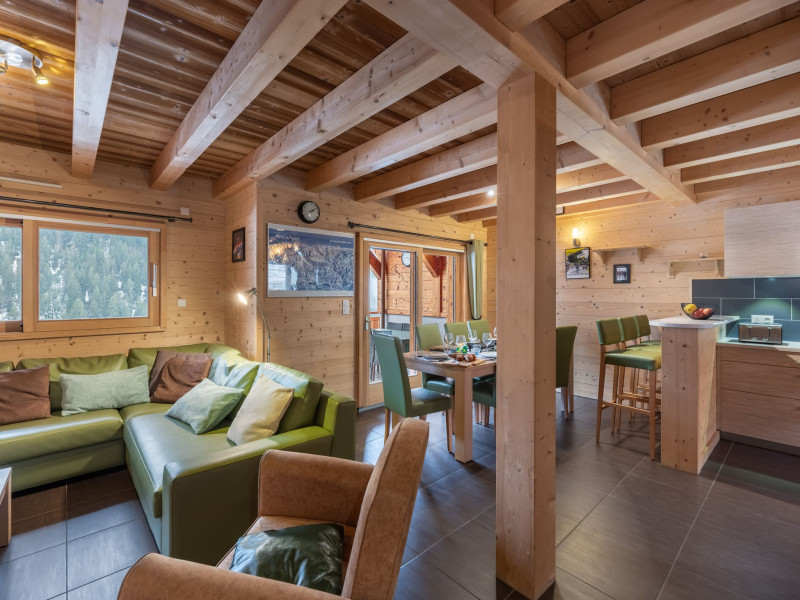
[[0, 342, 356, 565]]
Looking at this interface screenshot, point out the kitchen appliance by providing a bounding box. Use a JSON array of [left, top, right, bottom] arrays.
[[738, 322, 783, 345]]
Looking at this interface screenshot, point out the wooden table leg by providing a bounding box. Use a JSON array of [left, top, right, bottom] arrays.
[[0, 468, 10, 547], [453, 369, 474, 462]]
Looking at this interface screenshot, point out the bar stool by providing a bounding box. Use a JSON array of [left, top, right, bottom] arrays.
[[595, 318, 662, 459], [634, 314, 660, 346]]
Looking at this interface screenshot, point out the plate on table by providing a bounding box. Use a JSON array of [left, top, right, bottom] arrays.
[[479, 351, 497, 359], [420, 352, 449, 362]]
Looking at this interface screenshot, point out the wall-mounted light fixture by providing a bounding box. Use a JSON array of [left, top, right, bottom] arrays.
[[487, 188, 496, 198], [237, 288, 272, 363], [572, 228, 581, 247], [0, 35, 48, 85]]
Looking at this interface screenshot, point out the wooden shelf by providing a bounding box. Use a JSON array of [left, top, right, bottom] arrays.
[[593, 245, 648, 265], [667, 257, 724, 278]]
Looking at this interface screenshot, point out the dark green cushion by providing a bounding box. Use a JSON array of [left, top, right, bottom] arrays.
[[422, 374, 455, 396], [0, 409, 123, 464], [230, 523, 344, 595], [604, 348, 661, 371], [257, 364, 323, 434], [472, 380, 496, 408], [127, 344, 210, 374], [17, 354, 129, 411], [0, 362, 12, 373]]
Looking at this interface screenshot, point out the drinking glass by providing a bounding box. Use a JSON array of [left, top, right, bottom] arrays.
[[444, 332, 455, 351], [455, 335, 467, 351], [468, 334, 478, 352], [482, 332, 492, 346]]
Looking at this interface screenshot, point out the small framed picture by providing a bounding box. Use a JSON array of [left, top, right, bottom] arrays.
[[231, 227, 246, 263], [565, 247, 591, 279], [614, 264, 631, 284]]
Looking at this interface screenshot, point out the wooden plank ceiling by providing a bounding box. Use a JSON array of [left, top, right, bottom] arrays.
[[1, 0, 799, 220]]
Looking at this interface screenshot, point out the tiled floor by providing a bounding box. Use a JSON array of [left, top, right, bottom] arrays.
[[5, 394, 800, 599]]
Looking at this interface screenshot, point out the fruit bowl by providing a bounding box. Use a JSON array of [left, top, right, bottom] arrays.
[[681, 303, 717, 320]]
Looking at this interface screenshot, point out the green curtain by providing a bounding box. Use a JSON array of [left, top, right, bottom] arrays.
[[466, 240, 484, 320]]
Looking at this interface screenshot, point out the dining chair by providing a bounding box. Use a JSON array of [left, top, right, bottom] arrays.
[[467, 319, 490, 338], [444, 321, 469, 338], [556, 325, 578, 419], [595, 318, 662, 459], [471, 379, 496, 426], [415, 324, 456, 390], [373, 333, 453, 452]]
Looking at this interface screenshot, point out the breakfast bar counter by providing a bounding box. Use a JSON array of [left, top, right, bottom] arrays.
[[649, 316, 739, 474]]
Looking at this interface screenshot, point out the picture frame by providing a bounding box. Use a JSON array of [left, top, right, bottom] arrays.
[[614, 263, 631, 284], [565, 247, 591, 280], [231, 227, 246, 263], [267, 223, 355, 297]]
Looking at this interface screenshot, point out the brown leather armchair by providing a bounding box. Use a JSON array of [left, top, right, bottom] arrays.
[[117, 417, 430, 600]]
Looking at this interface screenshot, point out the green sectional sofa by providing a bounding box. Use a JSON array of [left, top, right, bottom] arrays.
[[0, 343, 356, 565]]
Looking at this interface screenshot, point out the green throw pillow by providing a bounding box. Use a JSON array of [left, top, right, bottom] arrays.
[[59, 366, 149, 416], [165, 379, 243, 434], [230, 523, 344, 594]]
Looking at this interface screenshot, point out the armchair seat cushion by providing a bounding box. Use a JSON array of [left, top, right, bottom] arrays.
[[218, 515, 356, 580], [0, 410, 123, 464], [422, 375, 455, 396], [123, 412, 233, 518], [407, 387, 451, 418]]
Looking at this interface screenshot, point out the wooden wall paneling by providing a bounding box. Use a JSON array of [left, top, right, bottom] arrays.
[[0, 142, 225, 363], [725, 200, 800, 277], [496, 73, 557, 599]]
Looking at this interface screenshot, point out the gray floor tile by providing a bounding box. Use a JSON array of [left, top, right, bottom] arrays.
[[395, 555, 479, 600], [67, 568, 129, 600], [0, 543, 66, 600], [658, 565, 752, 600], [0, 510, 65, 564], [555, 478, 606, 522], [67, 489, 144, 541], [609, 474, 707, 525]]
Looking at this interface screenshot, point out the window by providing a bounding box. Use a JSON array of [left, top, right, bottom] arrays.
[[0, 220, 22, 332], [0, 216, 163, 336]]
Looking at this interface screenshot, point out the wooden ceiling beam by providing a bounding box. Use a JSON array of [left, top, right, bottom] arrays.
[[395, 165, 496, 210], [428, 193, 496, 217], [308, 84, 497, 194], [149, 0, 345, 191], [355, 136, 595, 203], [641, 73, 800, 151], [494, 0, 571, 32], [566, 0, 795, 88], [663, 116, 800, 170], [458, 206, 497, 222], [555, 180, 644, 206], [681, 145, 800, 184], [555, 164, 625, 193], [72, 0, 129, 178], [612, 18, 800, 125], [363, 0, 694, 205], [694, 164, 800, 196], [482, 218, 497, 227], [559, 193, 659, 215], [212, 34, 457, 199]]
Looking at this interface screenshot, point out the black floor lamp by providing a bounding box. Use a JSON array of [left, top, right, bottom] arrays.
[[237, 288, 271, 363]]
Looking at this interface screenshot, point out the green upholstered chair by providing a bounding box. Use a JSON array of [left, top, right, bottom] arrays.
[[472, 379, 496, 425], [595, 318, 662, 459], [444, 321, 469, 339], [467, 319, 490, 338], [556, 325, 578, 419], [634, 314, 660, 346], [415, 324, 456, 397], [373, 333, 453, 451]]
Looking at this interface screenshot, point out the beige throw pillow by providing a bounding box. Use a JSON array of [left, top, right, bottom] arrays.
[[227, 376, 294, 445]]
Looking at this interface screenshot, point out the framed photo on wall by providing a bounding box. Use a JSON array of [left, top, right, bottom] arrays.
[[614, 264, 631, 284], [565, 247, 591, 279], [231, 227, 245, 263]]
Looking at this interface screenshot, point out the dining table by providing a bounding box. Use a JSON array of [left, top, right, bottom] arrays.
[[403, 351, 496, 463]]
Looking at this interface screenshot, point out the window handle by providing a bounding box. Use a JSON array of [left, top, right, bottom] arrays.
[[151, 263, 158, 297]]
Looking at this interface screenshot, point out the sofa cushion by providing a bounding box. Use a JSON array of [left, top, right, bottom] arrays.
[[150, 357, 212, 404], [0, 410, 124, 465], [16, 354, 129, 411], [0, 362, 13, 373], [123, 412, 233, 518], [165, 380, 243, 434], [120, 402, 170, 421], [149, 351, 211, 395], [127, 344, 210, 375], [0, 365, 51, 426], [205, 344, 242, 361], [60, 366, 150, 415], [257, 364, 323, 434], [227, 376, 294, 445]]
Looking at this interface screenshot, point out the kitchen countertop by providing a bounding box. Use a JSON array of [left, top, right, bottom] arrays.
[[649, 315, 740, 329], [718, 337, 800, 350]]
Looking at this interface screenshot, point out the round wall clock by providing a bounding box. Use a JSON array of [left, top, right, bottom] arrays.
[[297, 200, 320, 224], [401, 251, 412, 267]]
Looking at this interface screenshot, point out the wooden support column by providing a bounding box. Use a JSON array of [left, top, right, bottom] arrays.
[[496, 73, 557, 599]]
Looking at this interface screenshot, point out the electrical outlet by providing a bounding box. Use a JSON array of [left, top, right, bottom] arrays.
[[177, 298, 187, 308], [342, 299, 350, 315], [180, 207, 190, 216]]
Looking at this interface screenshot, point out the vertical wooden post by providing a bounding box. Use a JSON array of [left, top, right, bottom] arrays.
[[496, 73, 557, 599]]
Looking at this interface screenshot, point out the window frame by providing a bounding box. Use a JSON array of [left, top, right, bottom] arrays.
[[0, 211, 165, 339], [0, 218, 23, 333]]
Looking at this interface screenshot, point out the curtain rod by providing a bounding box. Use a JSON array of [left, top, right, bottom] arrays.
[[347, 221, 487, 246], [0, 196, 193, 223]]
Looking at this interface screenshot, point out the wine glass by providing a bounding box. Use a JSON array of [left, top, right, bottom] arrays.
[[468, 333, 478, 352], [482, 332, 492, 347], [444, 332, 454, 352], [455, 335, 467, 352]]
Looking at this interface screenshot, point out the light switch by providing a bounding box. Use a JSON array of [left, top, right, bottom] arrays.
[[180, 207, 190, 216], [342, 299, 350, 315], [177, 298, 187, 308]]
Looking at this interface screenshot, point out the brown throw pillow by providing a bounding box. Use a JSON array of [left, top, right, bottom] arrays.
[[149, 350, 211, 395], [0, 365, 51, 426], [150, 356, 212, 404]]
